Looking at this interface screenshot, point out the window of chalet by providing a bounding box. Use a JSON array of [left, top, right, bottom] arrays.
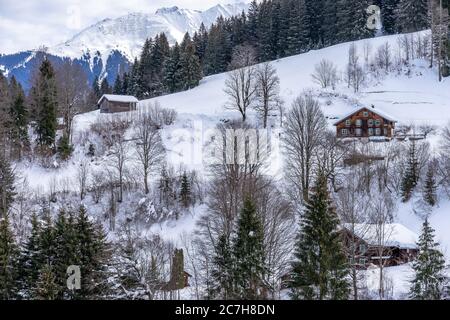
[[368, 119, 374, 127], [375, 128, 381, 135], [368, 128, 374, 136], [375, 120, 381, 127], [345, 119, 351, 126], [341, 129, 349, 136], [363, 111, 369, 117], [355, 119, 362, 127], [356, 128, 362, 136], [384, 128, 388, 135], [358, 257, 367, 266]]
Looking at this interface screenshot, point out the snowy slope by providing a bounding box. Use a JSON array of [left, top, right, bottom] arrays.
[[49, 3, 248, 61], [140, 30, 450, 129], [16, 31, 450, 299]]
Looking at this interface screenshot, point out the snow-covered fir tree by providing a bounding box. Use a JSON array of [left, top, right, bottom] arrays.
[[410, 219, 447, 300], [290, 173, 350, 300]]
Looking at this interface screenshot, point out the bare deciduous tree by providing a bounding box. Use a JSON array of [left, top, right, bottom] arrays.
[[255, 62, 280, 128], [283, 93, 327, 202], [56, 61, 91, 142], [77, 159, 90, 200], [134, 111, 166, 194], [311, 59, 338, 89], [375, 42, 393, 72], [224, 45, 258, 122], [346, 43, 365, 93]]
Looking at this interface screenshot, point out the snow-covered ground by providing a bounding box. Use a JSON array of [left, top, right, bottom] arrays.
[[16, 31, 450, 299]]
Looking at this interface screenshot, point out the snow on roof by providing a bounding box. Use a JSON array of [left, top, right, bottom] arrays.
[[98, 94, 139, 104], [343, 223, 418, 249], [333, 106, 397, 126]]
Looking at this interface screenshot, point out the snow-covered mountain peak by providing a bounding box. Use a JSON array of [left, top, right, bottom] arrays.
[[49, 2, 249, 61]]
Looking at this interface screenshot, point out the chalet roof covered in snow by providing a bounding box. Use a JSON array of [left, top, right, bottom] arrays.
[[98, 94, 139, 105], [343, 223, 418, 249], [333, 106, 397, 126]]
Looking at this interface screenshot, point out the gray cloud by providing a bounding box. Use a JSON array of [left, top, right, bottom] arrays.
[[0, 0, 249, 54]]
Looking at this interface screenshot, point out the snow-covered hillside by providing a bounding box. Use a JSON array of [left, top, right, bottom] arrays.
[[49, 3, 248, 61], [16, 31, 450, 299]]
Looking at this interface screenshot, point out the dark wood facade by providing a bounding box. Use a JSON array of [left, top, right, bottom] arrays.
[[334, 107, 396, 139], [98, 95, 138, 113], [340, 228, 418, 269]]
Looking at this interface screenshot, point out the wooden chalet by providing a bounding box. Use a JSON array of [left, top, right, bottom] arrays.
[[98, 94, 138, 113], [340, 223, 419, 269], [333, 106, 397, 140]]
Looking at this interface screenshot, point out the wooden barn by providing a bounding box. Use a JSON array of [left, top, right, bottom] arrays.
[[340, 223, 419, 269], [98, 94, 138, 113], [333, 106, 397, 140]]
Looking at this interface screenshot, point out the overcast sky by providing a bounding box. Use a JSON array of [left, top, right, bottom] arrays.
[[0, 0, 249, 55]]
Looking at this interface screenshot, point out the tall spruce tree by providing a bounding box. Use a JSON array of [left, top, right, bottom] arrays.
[[210, 234, 234, 299], [180, 34, 203, 90], [179, 172, 191, 208], [423, 163, 438, 207], [74, 206, 109, 299], [401, 140, 420, 202], [410, 219, 447, 300], [31, 59, 58, 149], [112, 74, 123, 94], [8, 76, 29, 159], [0, 154, 15, 218], [0, 215, 19, 299], [18, 212, 42, 299], [164, 43, 182, 93], [232, 197, 266, 300], [92, 75, 101, 99], [290, 173, 350, 300]]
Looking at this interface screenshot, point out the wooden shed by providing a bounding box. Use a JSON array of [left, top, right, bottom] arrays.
[[339, 223, 419, 269], [98, 94, 138, 113]]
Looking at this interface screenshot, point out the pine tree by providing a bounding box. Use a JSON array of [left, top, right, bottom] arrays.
[[19, 212, 42, 299], [180, 34, 203, 90], [99, 78, 111, 96], [286, 0, 310, 55], [8, 76, 29, 159], [210, 234, 234, 299], [0, 215, 19, 299], [179, 172, 191, 208], [0, 154, 15, 218], [401, 140, 420, 202], [53, 209, 79, 299], [149, 33, 170, 96], [381, 0, 399, 34], [423, 163, 438, 207], [396, 0, 429, 33], [92, 75, 101, 100], [74, 206, 109, 299], [113, 74, 123, 94], [232, 197, 266, 300], [37, 210, 56, 268], [57, 134, 73, 161], [290, 174, 350, 300], [34, 263, 59, 300], [31, 59, 58, 149], [410, 219, 447, 300], [163, 43, 182, 93]]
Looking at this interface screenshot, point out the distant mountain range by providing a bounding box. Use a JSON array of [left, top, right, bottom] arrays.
[[0, 3, 248, 91]]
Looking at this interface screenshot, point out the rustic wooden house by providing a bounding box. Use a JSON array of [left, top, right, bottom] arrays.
[[98, 94, 138, 113], [340, 223, 418, 269], [333, 106, 397, 140]]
